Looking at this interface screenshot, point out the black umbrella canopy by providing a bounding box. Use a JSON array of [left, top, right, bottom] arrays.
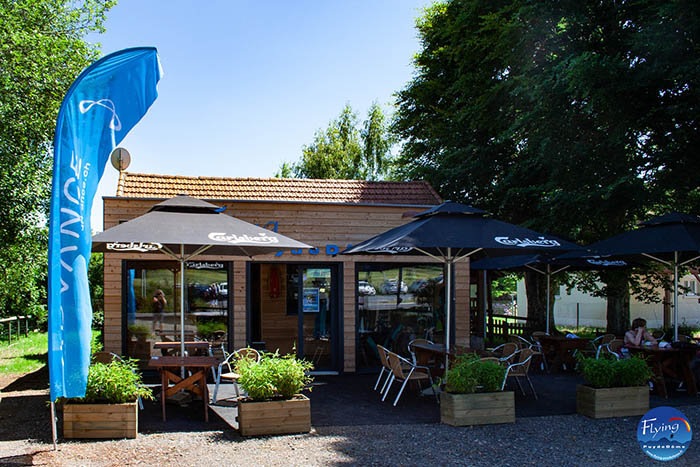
[[470, 253, 631, 335], [343, 201, 582, 257], [92, 195, 312, 256], [470, 254, 632, 272], [564, 212, 700, 263], [343, 201, 582, 374], [562, 212, 700, 341]]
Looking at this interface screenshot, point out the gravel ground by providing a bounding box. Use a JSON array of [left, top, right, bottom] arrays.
[[2, 370, 699, 466]]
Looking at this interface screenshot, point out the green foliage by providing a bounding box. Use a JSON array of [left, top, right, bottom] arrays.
[[0, 331, 47, 376], [444, 353, 506, 394], [89, 252, 104, 330], [492, 273, 519, 300], [392, 0, 700, 334], [90, 329, 103, 354], [196, 320, 226, 340], [285, 102, 394, 180], [235, 351, 313, 401], [77, 359, 153, 404], [578, 356, 653, 389], [0, 0, 115, 319]]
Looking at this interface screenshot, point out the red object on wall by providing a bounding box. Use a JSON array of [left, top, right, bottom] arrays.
[[269, 266, 280, 298]]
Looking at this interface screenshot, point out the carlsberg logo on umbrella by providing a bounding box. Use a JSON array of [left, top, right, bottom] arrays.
[[209, 232, 279, 244], [494, 236, 561, 248], [106, 242, 162, 252]]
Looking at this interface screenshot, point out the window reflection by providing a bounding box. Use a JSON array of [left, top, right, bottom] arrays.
[[125, 261, 229, 364], [357, 263, 444, 370]]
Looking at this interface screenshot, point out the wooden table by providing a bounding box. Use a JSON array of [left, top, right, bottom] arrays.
[[149, 356, 217, 422], [537, 336, 592, 372], [625, 345, 698, 399], [153, 341, 211, 356]]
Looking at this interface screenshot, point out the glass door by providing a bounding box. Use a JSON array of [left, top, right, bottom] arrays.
[[298, 266, 336, 372]]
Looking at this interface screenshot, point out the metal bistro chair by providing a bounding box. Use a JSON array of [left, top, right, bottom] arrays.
[[530, 331, 550, 373], [382, 351, 437, 407], [374, 344, 393, 392], [502, 348, 538, 399], [593, 334, 616, 359], [408, 338, 434, 366], [601, 339, 625, 360], [491, 342, 519, 365], [212, 347, 261, 403]]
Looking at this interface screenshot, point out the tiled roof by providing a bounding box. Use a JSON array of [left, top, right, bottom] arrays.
[[116, 172, 442, 206]]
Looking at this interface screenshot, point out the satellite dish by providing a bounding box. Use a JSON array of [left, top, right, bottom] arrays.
[[110, 147, 131, 171]]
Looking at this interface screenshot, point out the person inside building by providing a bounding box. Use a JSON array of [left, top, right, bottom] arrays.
[[624, 317, 658, 346]]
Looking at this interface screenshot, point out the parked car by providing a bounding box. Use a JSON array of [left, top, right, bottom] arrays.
[[380, 279, 408, 294], [358, 280, 376, 296]]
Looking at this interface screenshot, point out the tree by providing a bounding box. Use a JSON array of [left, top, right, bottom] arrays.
[[361, 101, 394, 180], [283, 103, 394, 180], [0, 0, 115, 318], [392, 0, 700, 334]]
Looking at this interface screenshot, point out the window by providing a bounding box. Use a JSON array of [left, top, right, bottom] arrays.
[[683, 279, 697, 296], [356, 263, 444, 370], [124, 260, 230, 362]]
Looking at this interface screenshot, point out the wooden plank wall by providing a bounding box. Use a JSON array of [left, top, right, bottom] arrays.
[[102, 197, 471, 371]]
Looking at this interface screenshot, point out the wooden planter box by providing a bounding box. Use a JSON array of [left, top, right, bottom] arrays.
[[440, 391, 515, 426], [237, 394, 310, 436], [63, 402, 138, 439], [576, 384, 649, 419]]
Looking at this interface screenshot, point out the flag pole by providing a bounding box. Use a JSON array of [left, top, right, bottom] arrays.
[[50, 400, 58, 450]]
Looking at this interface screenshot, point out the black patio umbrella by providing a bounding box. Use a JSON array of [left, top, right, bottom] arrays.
[[561, 212, 700, 341], [92, 195, 312, 357], [471, 254, 632, 334], [342, 201, 583, 373]]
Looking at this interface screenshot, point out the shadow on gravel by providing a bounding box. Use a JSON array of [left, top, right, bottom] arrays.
[[0, 393, 52, 443], [1, 365, 49, 392]]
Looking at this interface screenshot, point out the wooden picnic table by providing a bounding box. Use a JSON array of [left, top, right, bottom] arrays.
[[537, 335, 592, 372], [625, 344, 699, 399], [153, 341, 211, 356], [149, 356, 217, 422]]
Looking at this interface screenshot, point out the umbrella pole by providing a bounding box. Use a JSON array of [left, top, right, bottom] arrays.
[[546, 265, 551, 335], [445, 250, 452, 379], [674, 251, 679, 342], [180, 245, 186, 378]]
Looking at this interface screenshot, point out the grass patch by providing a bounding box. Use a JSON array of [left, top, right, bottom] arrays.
[[0, 331, 48, 376]]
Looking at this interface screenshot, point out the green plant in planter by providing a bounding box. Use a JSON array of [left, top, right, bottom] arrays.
[[578, 356, 653, 388], [236, 352, 313, 401], [72, 359, 154, 404], [444, 354, 506, 394]]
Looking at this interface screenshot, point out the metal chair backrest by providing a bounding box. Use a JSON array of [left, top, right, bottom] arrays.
[[499, 342, 519, 363], [509, 334, 533, 349], [605, 339, 625, 359], [387, 351, 411, 380], [508, 348, 534, 376], [408, 338, 433, 364], [377, 345, 390, 369], [225, 347, 261, 373]]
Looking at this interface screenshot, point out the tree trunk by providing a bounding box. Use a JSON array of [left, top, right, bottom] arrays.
[[604, 273, 631, 335], [524, 271, 556, 333]]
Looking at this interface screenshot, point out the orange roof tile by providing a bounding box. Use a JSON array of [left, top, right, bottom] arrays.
[[116, 172, 442, 206]]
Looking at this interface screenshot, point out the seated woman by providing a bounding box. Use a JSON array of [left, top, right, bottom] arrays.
[[624, 318, 658, 346]]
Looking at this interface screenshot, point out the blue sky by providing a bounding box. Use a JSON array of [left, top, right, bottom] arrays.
[[89, 0, 432, 230]]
